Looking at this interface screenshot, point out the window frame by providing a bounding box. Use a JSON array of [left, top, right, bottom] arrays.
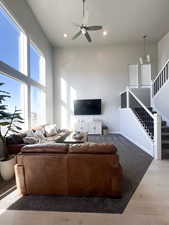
[[0, 2, 46, 129]]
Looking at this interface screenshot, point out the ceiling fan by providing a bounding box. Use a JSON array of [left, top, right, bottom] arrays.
[[72, 0, 103, 43]]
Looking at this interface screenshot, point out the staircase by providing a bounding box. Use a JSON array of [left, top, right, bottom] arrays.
[[132, 107, 169, 159], [120, 59, 169, 159]]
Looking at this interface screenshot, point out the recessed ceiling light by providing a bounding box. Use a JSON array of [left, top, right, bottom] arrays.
[[103, 31, 108, 36], [64, 33, 68, 38]]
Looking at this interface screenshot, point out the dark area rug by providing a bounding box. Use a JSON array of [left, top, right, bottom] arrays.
[[8, 134, 153, 213]]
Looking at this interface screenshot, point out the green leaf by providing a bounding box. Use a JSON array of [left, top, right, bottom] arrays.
[[0, 94, 10, 98], [0, 122, 10, 126], [15, 120, 24, 124], [0, 105, 8, 110], [13, 125, 22, 130], [0, 90, 10, 95], [9, 129, 20, 134]]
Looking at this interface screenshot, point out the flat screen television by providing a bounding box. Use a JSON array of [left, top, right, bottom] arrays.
[[74, 99, 101, 115]]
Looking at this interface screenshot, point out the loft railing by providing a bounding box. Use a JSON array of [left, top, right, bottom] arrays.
[[153, 59, 169, 96], [129, 91, 154, 139], [120, 88, 161, 159]]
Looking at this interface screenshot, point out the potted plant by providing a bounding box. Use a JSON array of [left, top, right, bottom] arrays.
[[0, 83, 24, 181]]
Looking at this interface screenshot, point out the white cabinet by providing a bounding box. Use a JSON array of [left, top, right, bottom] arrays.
[[75, 120, 88, 133], [88, 120, 102, 135], [141, 64, 152, 86], [75, 119, 102, 135]]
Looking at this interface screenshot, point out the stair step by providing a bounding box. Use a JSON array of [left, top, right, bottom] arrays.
[[138, 120, 167, 126], [162, 139, 169, 143], [162, 136, 169, 141], [162, 142, 169, 149], [162, 132, 169, 135], [162, 152, 169, 159], [133, 107, 169, 140], [162, 127, 169, 132], [162, 148, 169, 159]]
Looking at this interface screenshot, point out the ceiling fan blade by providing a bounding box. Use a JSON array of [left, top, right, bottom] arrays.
[[85, 32, 92, 42], [72, 30, 82, 40], [72, 22, 81, 27], [87, 26, 103, 31]]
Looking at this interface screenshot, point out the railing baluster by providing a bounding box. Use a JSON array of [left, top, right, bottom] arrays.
[[158, 76, 160, 92], [160, 73, 162, 88], [153, 60, 169, 96], [167, 64, 168, 80], [163, 69, 165, 84]]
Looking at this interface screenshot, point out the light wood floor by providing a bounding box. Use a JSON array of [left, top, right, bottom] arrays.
[[125, 159, 169, 217], [0, 159, 169, 224]]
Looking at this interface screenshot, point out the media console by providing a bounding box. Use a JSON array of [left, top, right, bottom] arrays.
[[75, 119, 102, 135]]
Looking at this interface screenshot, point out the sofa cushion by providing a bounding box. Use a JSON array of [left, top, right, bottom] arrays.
[[69, 143, 117, 154], [21, 143, 69, 153]]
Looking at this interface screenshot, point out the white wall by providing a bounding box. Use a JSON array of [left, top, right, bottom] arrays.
[[54, 44, 157, 132], [1, 0, 54, 124], [120, 108, 154, 156], [158, 31, 169, 71], [131, 88, 151, 107]]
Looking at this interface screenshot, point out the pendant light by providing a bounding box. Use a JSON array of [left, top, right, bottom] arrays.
[[139, 35, 151, 65]]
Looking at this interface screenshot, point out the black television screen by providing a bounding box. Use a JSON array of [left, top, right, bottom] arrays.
[[74, 99, 101, 115]]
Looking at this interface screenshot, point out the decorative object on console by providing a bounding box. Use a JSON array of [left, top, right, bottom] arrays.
[[102, 125, 109, 136]]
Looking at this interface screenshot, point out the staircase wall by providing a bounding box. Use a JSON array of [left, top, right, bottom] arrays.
[[120, 108, 154, 156], [158, 31, 169, 71], [153, 80, 169, 125]]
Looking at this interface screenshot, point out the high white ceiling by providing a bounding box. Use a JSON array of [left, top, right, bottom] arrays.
[[26, 0, 169, 47]]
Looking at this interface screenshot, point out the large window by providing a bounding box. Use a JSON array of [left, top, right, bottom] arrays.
[[31, 87, 45, 127], [0, 73, 24, 112], [0, 4, 46, 129], [0, 7, 22, 72], [30, 43, 45, 85], [0, 73, 26, 131]]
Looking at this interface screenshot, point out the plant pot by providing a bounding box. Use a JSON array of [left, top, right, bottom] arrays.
[[0, 139, 7, 160], [0, 156, 16, 181]]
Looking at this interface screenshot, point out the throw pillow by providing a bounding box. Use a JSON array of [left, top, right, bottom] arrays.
[[45, 124, 57, 137], [26, 130, 35, 137], [23, 137, 39, 144]]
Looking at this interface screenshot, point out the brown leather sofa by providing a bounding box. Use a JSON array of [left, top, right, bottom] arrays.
[[15, 143, 123, 197]]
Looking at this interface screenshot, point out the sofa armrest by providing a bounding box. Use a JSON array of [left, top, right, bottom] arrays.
[[15, 164, 27, 195]]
